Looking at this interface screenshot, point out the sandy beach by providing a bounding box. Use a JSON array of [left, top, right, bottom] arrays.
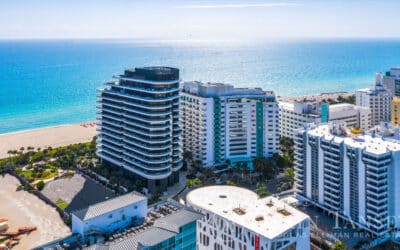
[[0, 174, 71, 249], [0, 123, 97, 159], [277, 92, 353, 103]]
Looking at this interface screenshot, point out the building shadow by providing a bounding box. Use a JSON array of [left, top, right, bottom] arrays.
[[65, 176, 115, 213]]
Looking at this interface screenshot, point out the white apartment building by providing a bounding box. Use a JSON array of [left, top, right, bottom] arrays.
[[186, 185, 310, 250], [382, 67, 400, 96], [279, 100, 371, 140], [279, 100, 322, 139], [329, 103, 371, 131], [294, 122, 400, 237], [356, 72, 392, 127], [181, 81, 279, 168]]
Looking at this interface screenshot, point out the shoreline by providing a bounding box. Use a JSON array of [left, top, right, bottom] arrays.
[[0, 120, 96, 136], [0, 91, 353, 135], [0, 91, 354, 159], [0, 122, 97, 159]]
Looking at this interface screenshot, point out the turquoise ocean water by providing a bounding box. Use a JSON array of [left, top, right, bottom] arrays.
[[0, 39, 400, 134]]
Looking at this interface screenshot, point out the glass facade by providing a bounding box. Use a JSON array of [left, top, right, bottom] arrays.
[[142, 221, 197, 250]]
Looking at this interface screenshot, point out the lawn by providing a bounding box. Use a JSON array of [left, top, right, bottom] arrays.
[[16, 169, 58, 182], [55, 198, 69, 210]]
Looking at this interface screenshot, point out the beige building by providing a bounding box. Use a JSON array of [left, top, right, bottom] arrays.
[[392, 98, 400, 126]]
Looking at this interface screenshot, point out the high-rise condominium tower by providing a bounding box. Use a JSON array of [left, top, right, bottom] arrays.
[[97, 67, 182, 191], [295, 122, 400, 237], [181, 81, 279, 168], [356, 72, 392, 127]]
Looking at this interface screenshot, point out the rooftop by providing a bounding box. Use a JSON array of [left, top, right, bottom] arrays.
[[182, 81, 275, 98], [122, 66, 179, 81], [307, 124, 400, 155], [85, 204, 202, 250], [72, 192, 147, 221], [186, 185, 309, 239]]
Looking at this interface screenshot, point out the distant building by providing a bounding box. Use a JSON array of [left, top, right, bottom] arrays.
[[71, 192, 147, 239], [85, 209, 202, 250], [279, 99, 322, 139], [295, 122, 400, 237], [181, 81, 279, 168], [356, 72, 392, 126], [97, 67, 182, 191], [186, 185, 310, 250], [328, 103, 371, 131], [279, 99, 371, 139], [392, 97, 400, 126], [382, 67, 400, 96]]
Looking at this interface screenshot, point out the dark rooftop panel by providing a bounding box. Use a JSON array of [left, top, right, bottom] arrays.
[[124, 66, 179, 81]]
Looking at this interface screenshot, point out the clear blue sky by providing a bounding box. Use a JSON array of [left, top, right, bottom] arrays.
[[1, 0, 399, 40]]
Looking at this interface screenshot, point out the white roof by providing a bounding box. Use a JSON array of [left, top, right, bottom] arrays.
[[278, 101, 294, 110], [186, 186, 309, 240], [329, 103, 354, 111], [72, 192, 147, 221], [308, 124, 400, 155]]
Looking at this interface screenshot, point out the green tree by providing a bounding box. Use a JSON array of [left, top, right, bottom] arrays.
[[284, 167, 295, 183], [193, 177, 202, 187], [255, 183, 270, 198], [186, 179, 194, 188], [330, 240, 346, 250], [279, 136, 294, 155], [36, 180, 45, 191], [253, 158, 277, 179]]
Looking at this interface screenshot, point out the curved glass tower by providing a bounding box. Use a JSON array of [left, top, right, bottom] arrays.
[[97, 67, 182, 191]]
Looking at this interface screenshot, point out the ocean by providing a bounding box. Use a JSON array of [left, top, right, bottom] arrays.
[[0, 39, 400, 134]]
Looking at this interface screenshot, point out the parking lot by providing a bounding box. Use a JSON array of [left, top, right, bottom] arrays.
[[42, 173, 115, 213], [296, 203, 376, 249]]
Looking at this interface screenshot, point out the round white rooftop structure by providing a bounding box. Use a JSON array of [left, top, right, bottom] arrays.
[[186, 185, 309, 239]]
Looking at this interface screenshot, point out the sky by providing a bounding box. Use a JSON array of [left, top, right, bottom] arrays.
[[1, 0, 400, 40]]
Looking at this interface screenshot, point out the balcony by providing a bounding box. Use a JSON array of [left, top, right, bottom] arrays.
[[101, 113, 122, 122], [122, 163, 171, 180], [97, 147, 123, 159], [123, 113, 170, 124], [123, 119, 170, 131], [103, 89, 179, 103], [98, 124, 122, 135], [123, 157, 171, 172], [116, 76, 179, 85], [124, 139, 171, 151], [123, 132, 170, 144], [99, 118, 123, 128], [112, 84, 180, 94], [124, 151, 171, 164], [122, 144, 169, 157], [97, 151, 122, 166], [98, 135, 123, 147], [100, 95, 172, 110], [123, 125, 170, 137], [123, 105, 171, 117], [100, 130, 122, 141]]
